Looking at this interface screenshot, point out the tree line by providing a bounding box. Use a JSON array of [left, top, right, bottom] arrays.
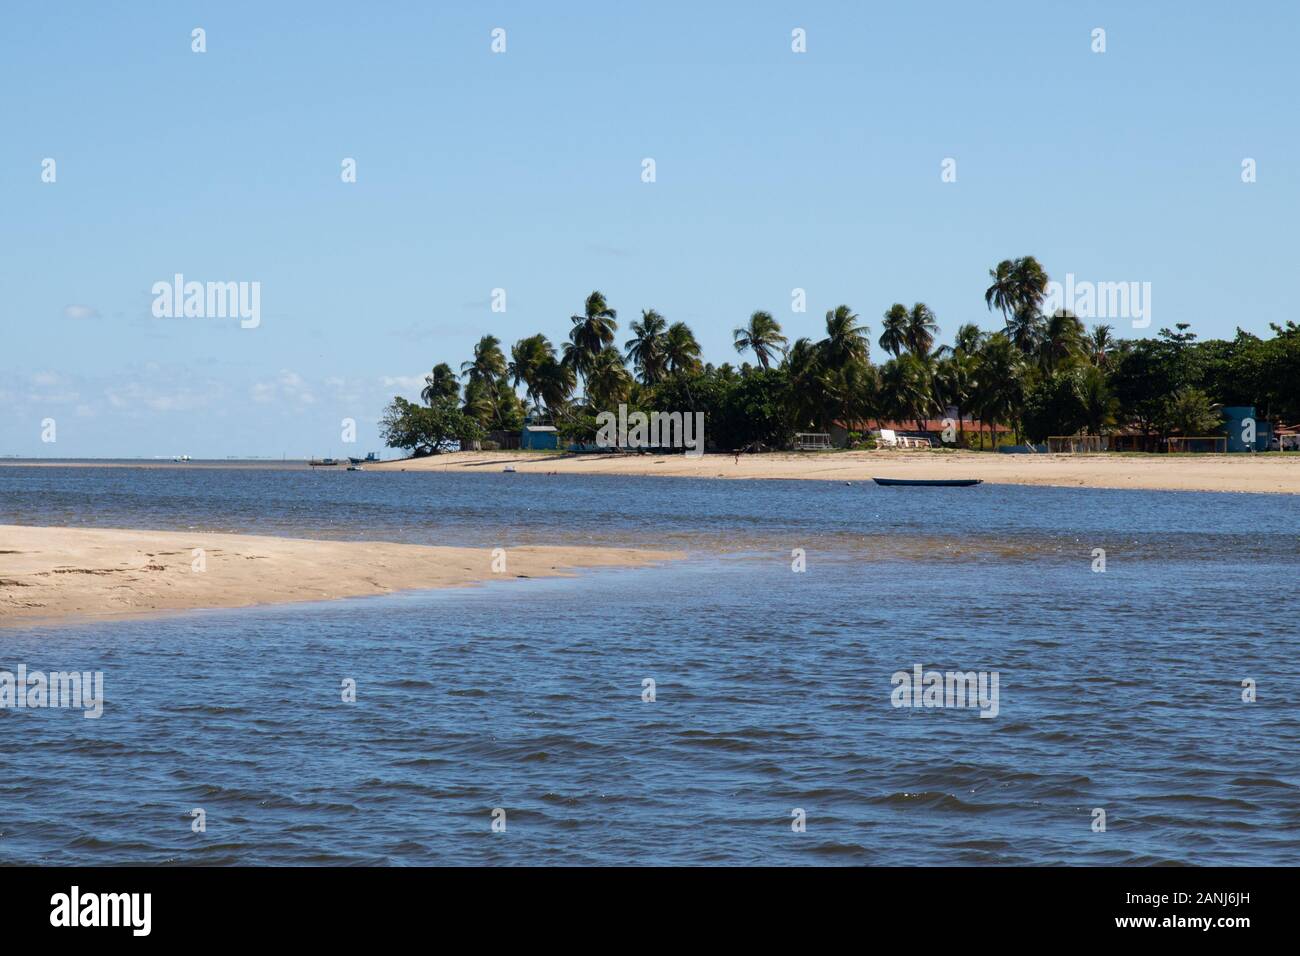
[[380, 256, 1300, 455]]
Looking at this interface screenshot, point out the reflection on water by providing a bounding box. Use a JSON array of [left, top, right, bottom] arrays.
[[1, 468, 1298, 864]]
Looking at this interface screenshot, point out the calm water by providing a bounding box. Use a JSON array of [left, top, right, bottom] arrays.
[[1, 466, 1298, 865]]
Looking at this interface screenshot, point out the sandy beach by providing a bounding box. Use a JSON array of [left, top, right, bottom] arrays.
[[0, 525, 682, 626], [367, 449, 1300, 495]]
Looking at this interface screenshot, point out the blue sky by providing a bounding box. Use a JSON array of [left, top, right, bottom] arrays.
[[2, 1, 1295, 457]]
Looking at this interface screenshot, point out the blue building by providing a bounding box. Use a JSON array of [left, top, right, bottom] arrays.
[[1221, 406, 1272, 452], [521, 425, 559, 450]]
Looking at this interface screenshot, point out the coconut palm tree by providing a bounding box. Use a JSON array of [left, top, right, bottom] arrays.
[[564, 291, 618, 379], [625, 309, 668, 384], [1078, 364, 1117, 436], [784, 337, 825, 429], [936, 322, 985, 359], [1004, 304, 1045, 357], [421, 363, 460, 406], [584, 346, 633, 409], [663, 321, 702, 374], [508, 335, 554, 415], [973, 333, 1024, 448], [733, 311, 788, 370], [985, 256, 1048, 320], [461, 335, 507, 385], [1014, 256, 1049, 311], [879, 304, 909, 358], [904, 303, 940, 356], [984, 259, 1018, 320], [821, 359, 878, 435], [934, 349, 979, 445], [1039, 310, 1086, 374], [820, 305, 869, 369], [880, 353, 937, 435], [1089, 324, 1115, 368], [534, 357, 576, 418]]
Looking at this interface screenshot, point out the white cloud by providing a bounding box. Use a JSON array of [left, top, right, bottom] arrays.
[[104, 381, 210, 413], [380, 374, 425, 391], [63, 304, 100, 320], [251, 369, 315, 406]]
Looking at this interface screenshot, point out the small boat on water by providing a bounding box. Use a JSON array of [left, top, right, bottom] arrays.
[[346, 465, 363, 471], [502, 466, 517, 473], [309, 458, 338, 467], [872, 477, 982, 487]]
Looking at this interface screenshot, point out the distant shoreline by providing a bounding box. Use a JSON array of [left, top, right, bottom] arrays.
[[3, 450, 1298, 494], [0, 458, 311, 469], [366, 449, 1300, 495]]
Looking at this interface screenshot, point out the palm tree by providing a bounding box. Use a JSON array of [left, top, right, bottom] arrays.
[[1004, 304, 1045, 357], [534, 357, 575, 418], [879, 304, 909, 357], [821, 359, 877, 434], [784, 337, 825, 429], [459, 336, 512, 431], [1089, 324, 1115, 368], [984, 259, 1018, 321], [934, 350, 979, 445], [461, 335, 507, 385], [904, 303, 940, 356], [421, 362, 459, 406], [936, 322, 985, 359], [584, 346, 632, 409], [820, 304, 869, 369], [733, 311, 788, 370], [564, 291, 618, 379], [1013, 256, 1049, 312], [880, 353, 937, 434], [663, 321, 702, 374], [508, 334, 555, 417], [985, 256, 1048, 320], [973, 333, 1024, 448], [1039, 310, 1086, 374], [625, 309, 668, 384], [1078, 364, 1117, 436]]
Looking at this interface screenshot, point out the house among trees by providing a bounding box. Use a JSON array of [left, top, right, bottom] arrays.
[[831, 417, 1012, 450]]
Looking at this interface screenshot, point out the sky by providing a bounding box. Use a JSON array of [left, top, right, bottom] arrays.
[[2, 1, 1296, 458]]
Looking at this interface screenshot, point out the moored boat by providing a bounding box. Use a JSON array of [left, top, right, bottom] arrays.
[[872, 477, 982, 487]]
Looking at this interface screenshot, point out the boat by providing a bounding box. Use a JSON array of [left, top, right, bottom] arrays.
[[872, 477, 982, 487], [309, 458, 338, 467], [346, 465, 363, 471], [502, 466, 517, 473]]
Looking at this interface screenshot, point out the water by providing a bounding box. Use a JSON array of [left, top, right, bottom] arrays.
[[2, 466, 1298, 865]]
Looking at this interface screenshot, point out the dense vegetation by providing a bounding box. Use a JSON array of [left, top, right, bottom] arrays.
[[380, 256, 1299, 454]]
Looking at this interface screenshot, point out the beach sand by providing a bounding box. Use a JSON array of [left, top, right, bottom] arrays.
[[368, 449, 1300, 494], [0, 525, 682, 626]]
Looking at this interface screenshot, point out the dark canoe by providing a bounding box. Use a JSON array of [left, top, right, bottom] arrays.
[[872, 477, 982, 487]]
